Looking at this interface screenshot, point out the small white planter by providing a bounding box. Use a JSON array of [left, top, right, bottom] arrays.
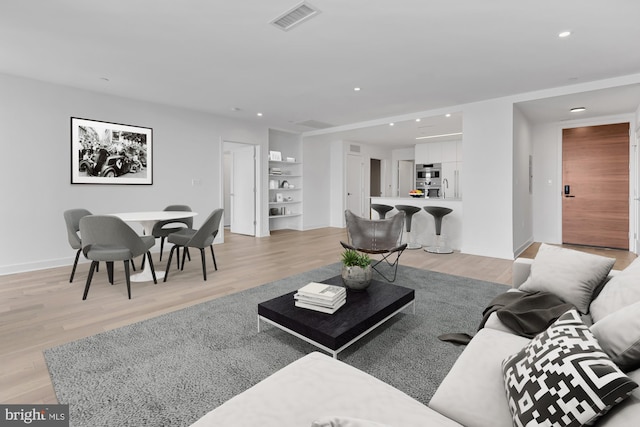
[[341, 265, 372, 291]]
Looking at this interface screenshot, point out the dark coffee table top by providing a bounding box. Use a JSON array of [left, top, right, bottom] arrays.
[[258, 275, 415, 351]]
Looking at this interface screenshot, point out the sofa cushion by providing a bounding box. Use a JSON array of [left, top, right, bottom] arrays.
[[590, 256, 640, 323], [429, 328, 530, 427], [591, 300, 640, 372], [596, 367, 640, 426], [502, 310, 638, 427], [518, 243, 615, 314], [311, 416, 391, 427], [190, 352, 461, 427]]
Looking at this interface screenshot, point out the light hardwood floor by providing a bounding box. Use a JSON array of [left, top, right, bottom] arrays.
[[0, 228, 635, 404]]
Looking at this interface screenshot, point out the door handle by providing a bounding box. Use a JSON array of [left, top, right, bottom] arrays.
[[564, 195, 575, 198]]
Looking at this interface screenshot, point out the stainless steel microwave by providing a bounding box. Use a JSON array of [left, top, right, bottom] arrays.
[[416, 163, 441, 180]]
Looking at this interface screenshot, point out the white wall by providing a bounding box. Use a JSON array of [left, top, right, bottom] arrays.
[[301, 134, 332, 230], [0, 73, 268, 275], [461, 98, 515, 259], [531, 122, 562, 243], [512, 106, 534, 256]]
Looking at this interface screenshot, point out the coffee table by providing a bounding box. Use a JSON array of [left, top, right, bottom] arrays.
[[258, 275, 415, 359]]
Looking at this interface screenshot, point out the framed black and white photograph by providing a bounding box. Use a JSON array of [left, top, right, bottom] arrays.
[[71, 117, 153, 185]]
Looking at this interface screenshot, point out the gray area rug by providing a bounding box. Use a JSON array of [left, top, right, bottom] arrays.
[[44, 263, 508, 426]]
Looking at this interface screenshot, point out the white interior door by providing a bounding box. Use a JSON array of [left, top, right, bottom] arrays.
[[346, 154, 364, 216], [230, 144, 256, 236]]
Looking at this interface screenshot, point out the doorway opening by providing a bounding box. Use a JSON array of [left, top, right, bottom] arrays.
[[562, 123, 630, 250], [370, 158, 382, 197], [223, 141, 259, 237]]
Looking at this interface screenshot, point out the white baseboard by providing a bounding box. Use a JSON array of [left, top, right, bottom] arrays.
[[0, 247, 165, 277], [514, 237, 534, 259]]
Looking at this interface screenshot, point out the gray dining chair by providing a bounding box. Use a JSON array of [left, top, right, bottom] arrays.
[[63, 208, 92, 283], [79, 215, 157, 300], [164, 208, 224, 282], [152, 204, 193, 261], [64, 209, 137, 282]]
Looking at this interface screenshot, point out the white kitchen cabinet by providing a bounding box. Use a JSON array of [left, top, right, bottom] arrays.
[[414, 143, 429, 164], [441, 161, 462, 199], [416, 140, 462, 164], [442, 141, 457, 163], [415, 141, 443, 164]]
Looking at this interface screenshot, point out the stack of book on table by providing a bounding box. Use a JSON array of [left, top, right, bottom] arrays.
[[294, 282, 347, 314]]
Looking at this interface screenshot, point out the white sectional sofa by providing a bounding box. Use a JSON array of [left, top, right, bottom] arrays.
[[191, 248, 640, 427]]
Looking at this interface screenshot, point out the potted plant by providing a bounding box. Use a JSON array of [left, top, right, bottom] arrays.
[[341, 249, 372, 291]]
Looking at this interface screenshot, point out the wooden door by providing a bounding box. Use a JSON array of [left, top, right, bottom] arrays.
[[562, 123, 629, 249]]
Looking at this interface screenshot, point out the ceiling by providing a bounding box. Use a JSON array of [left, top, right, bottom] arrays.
[[2, 0, 639, 147]]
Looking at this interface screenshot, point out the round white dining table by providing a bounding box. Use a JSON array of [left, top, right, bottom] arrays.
[[110, 211, 198, 282]]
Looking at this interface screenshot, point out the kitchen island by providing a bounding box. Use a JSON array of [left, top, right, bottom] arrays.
[[370, 197, 463, 251]]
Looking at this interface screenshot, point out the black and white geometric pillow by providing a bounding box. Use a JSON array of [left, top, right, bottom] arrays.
[[502, 310, 638, 427]]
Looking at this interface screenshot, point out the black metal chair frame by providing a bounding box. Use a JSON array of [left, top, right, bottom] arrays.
[[340, 210, 407, 282]]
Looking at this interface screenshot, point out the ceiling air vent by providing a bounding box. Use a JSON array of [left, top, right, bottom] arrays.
[[295, 119, 334, 129], [271, 2, 321, 31]]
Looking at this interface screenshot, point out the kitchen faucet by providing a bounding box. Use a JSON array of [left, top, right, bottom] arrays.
[[442, 178, 449, 198]]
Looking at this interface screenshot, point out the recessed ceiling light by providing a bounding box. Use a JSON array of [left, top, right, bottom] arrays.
[[389, 123, 395, 126], [445, 113, 451, 117], [354, 87, 361, 91], [416, 132, 463, 140], [570, 107, 586, 113], [559, 31, 571, 38], [415, 118, 421, 122], [257, 112, 263, 117]]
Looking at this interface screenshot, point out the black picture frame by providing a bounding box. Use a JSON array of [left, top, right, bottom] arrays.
[[70, 117, 153, 185]]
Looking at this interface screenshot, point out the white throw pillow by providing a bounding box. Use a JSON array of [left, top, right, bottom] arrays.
[[590, 256, 640, 323], [518, 243, 615, 314], [591, 299, 640, 372]]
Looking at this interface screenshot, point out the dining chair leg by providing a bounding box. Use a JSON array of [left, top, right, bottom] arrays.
[[124, 260, 132, 299], [70, 249, 81, 282], [200, 248, 207, 281], [176, 247, 181, 269], [159, 237, 166, 261], [164, 246, 177, 282], [181, 248, 188, 271], [131, 258, 137, 272], [210, 245, 217, 271], [107, 261, 114, 284], [146, 251, 157, 284], [82, 261, 98, 300], [140, 253, 146, 270]]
